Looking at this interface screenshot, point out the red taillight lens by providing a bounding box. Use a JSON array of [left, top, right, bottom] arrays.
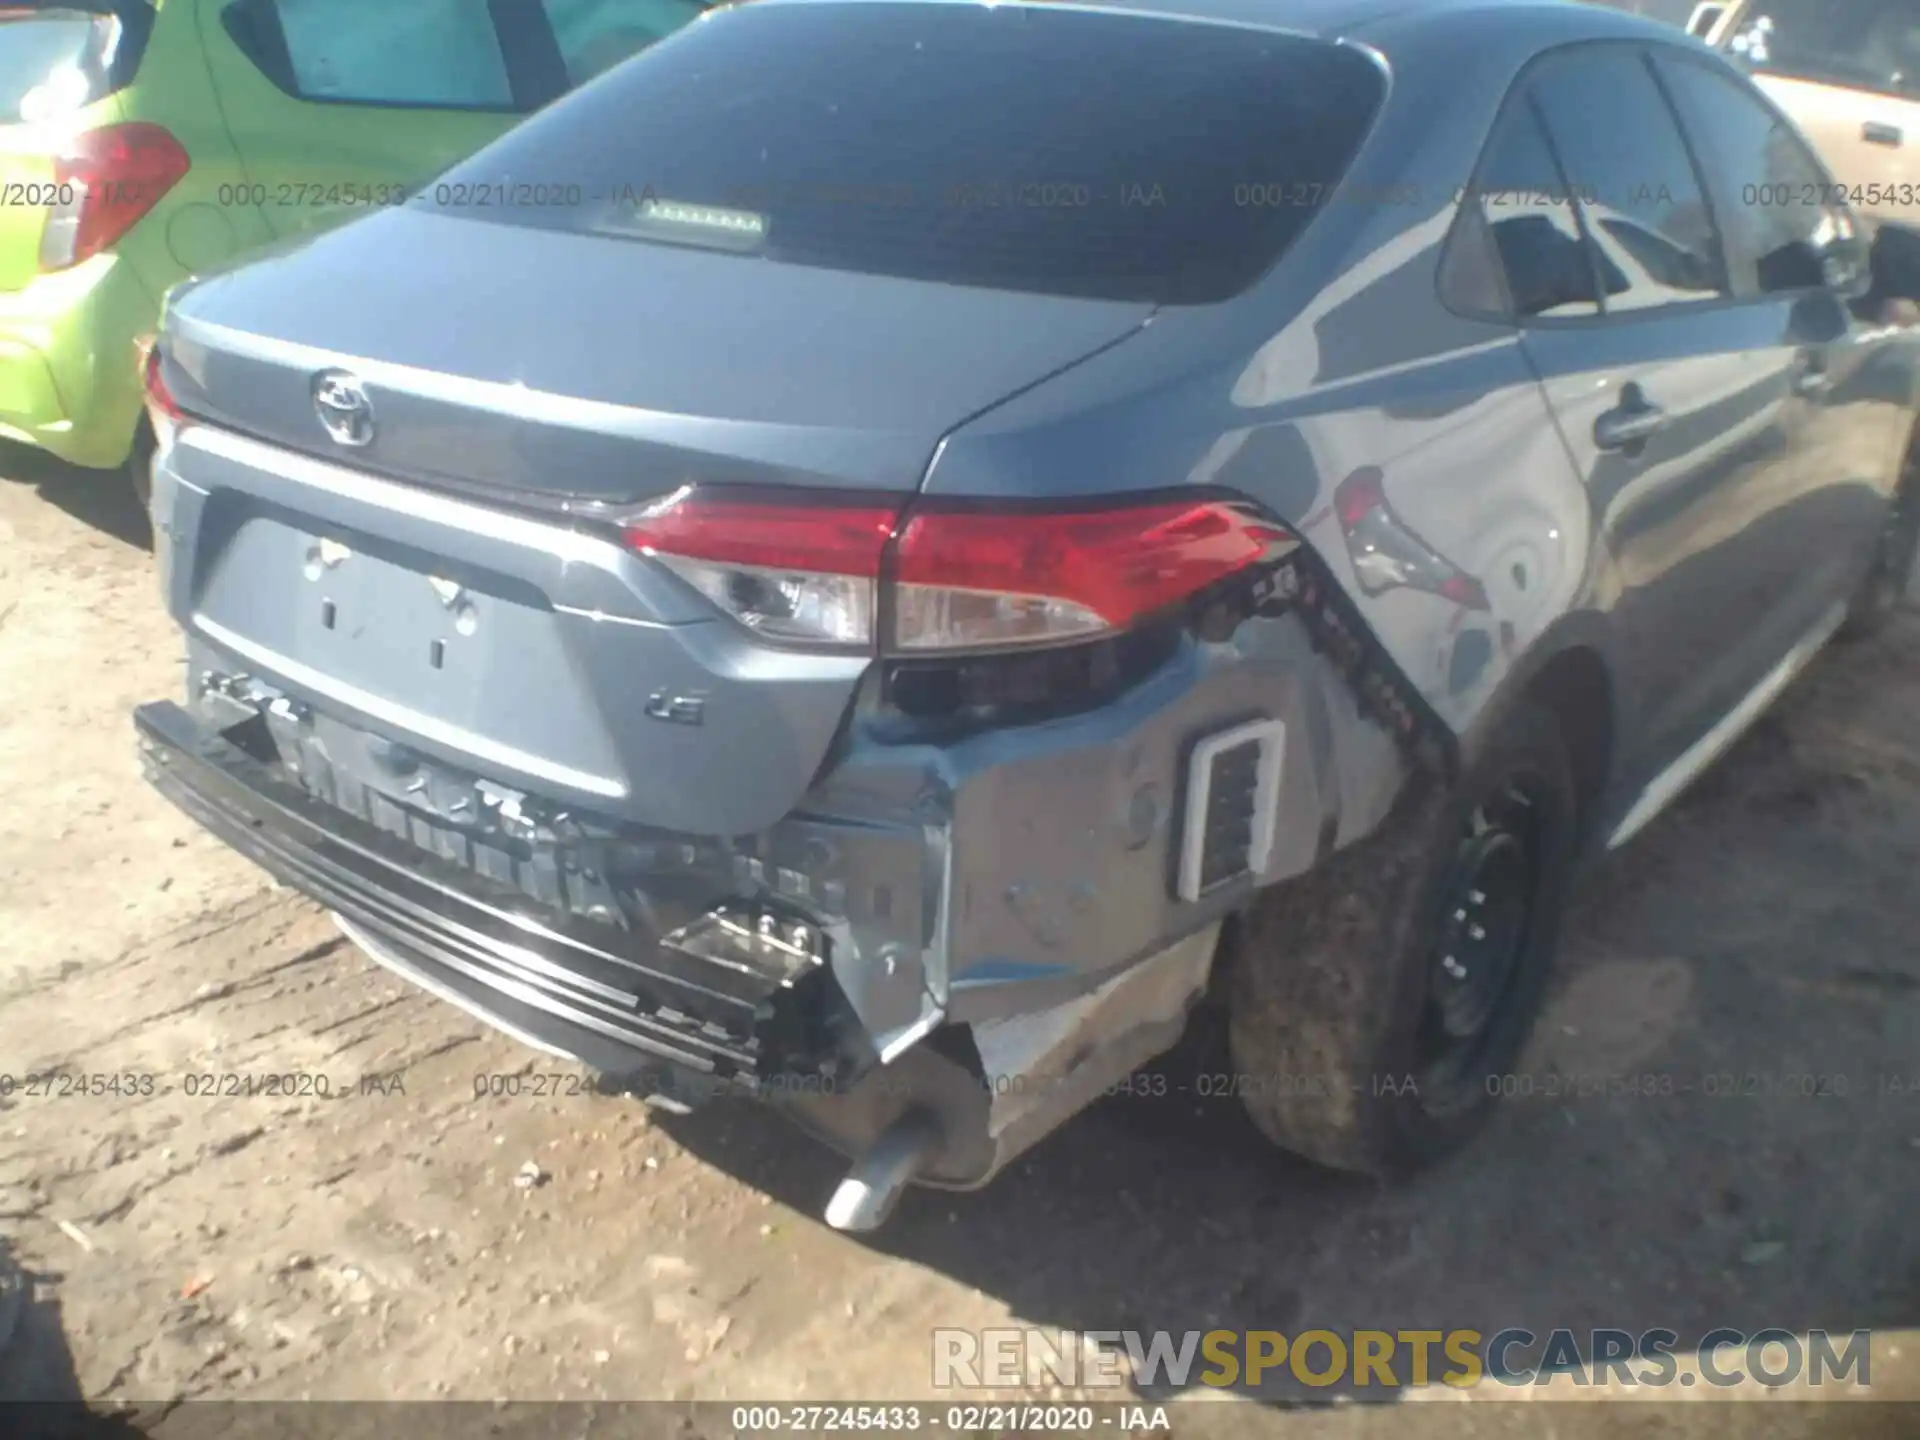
[[621, 487, 1295, 652], [141, 340, 181, 421], [892, 500, 1296, 651], [40, 123, 190, 273]]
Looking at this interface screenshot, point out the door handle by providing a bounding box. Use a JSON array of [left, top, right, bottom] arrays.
[[1793, 351, 1832, 398], [1864, 120, 1904, 147], [1593, 385, 1667, 452]]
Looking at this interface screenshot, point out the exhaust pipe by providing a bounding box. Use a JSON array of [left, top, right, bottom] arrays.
[[823, 1108, 944, 1232]]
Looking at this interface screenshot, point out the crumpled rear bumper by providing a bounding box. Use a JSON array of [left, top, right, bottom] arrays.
[[136, 694, 1221, 1212], [138, 569, 1418, 1222], [135, 698, 775, 1089]]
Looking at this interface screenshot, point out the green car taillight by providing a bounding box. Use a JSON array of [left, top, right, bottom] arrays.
[[39, 122, 189, 272]]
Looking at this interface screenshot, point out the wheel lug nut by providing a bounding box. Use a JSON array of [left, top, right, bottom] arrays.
[[1469, 924, 1487, 941], [1469, 889, 1487, 905], [1442, 955, 1467, 980]]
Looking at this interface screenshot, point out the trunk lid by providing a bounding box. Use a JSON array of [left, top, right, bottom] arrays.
[[155, 208, 1152, 835], [163, 205, 1155, 502]]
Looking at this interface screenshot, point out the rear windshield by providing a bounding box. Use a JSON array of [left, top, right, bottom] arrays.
[[0, 5, 146, 122], [418, 3, 1386, 305], [1726, 0, 1920, 98]]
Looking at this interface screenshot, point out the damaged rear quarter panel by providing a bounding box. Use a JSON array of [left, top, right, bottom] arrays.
[[919, 28, 1606, 802], [924, 615, 1405, 1024], [785, 609, 1406, 1049]]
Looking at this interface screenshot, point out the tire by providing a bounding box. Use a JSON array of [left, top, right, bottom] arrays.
[[1841, 425, 1920, 642], [1226, 699, 1578, 1176]]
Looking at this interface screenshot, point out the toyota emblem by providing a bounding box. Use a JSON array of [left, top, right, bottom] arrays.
[[312, 369, 375, 447]]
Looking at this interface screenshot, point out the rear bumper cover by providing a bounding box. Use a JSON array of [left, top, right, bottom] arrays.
[[134, 695, 1224, 1189], [136, 699, 771, 1089], [139, 572, 1415, 1191]]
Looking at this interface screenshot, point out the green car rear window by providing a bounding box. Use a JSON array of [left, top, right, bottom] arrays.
[[418, 3, 1387, 305], [0, 4, 151, 122]]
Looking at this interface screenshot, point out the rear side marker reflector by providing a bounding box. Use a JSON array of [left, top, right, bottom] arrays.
[[1178, 718, 1285, 902], [620, 486, 1298, 654]]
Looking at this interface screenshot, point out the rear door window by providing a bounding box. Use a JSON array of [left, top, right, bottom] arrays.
[[1529, 45, 1731, 313], [1655, 53, 1843, 294], [419, 3, 1388, 304], [0, 5, 148, 122]]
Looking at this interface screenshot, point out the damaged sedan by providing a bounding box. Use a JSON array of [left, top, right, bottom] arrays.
[[134, 0, 1920, 1229]]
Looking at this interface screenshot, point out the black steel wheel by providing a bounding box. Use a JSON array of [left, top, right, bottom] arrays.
[[1228, 699, 1577, 1175], [1415, 784, 1547, 1116]]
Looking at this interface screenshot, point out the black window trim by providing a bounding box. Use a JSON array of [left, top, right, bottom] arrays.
[[217, 0, 567, 114], [1653, 43, 1859, 303], [1441, 38, 1765, 332]]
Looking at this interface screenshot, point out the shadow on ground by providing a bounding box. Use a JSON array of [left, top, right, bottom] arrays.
[[0, 1236, 150, 1436], [0, 442, 149, 552], [663, 620, 1920, 1404]]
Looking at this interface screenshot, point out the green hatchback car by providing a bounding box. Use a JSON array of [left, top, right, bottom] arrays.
[[0, 0, 704, 480]]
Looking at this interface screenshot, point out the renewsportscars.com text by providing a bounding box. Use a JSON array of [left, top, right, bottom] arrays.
[[932, 1327, 1873, 1390]]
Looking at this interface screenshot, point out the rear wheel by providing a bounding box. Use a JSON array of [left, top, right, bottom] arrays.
[[1842, 426, 1920, 641], [1226, 700, 1577, 1175]]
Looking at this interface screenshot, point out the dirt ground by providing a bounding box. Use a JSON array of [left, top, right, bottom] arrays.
[[3, 444, 1920, 1435]]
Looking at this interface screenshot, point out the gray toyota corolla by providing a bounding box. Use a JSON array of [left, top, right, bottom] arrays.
[[135, 0, 1920, 1229]]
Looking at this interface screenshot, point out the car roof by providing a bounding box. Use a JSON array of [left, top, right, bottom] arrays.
[[755, 0, 1685, 46]]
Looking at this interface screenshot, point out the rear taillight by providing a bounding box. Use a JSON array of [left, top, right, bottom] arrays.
[[40, 123, 190, 273], [892, 500, 1295, 651], [620, 488, 1296, 653], [141, 337, 185, 451], [140, 340, 178, 415]]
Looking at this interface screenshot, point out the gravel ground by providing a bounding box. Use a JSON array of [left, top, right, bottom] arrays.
[[1, 446, 1918, 1436]]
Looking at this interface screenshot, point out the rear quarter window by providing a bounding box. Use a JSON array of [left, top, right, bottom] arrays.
[[418, 3, 1387, 305], [0, 4, 151, 122]]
